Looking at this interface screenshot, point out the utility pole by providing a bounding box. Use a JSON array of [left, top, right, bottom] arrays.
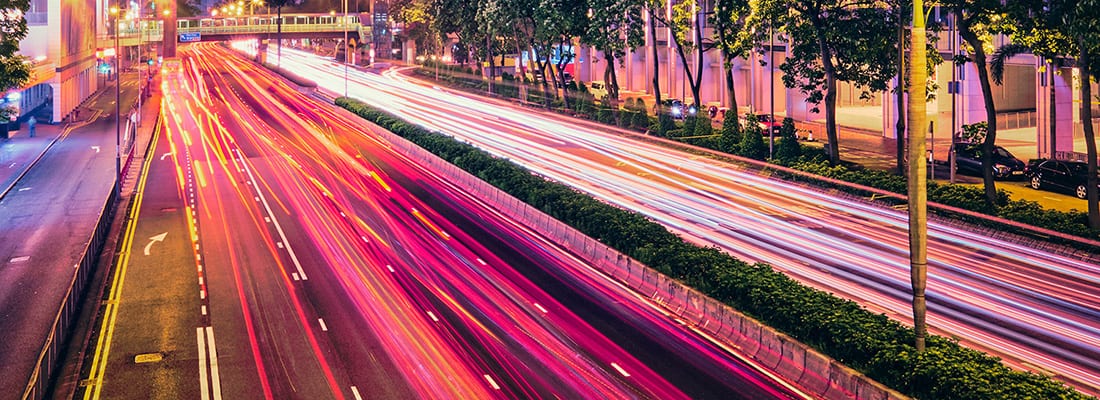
[[907, 0, 929, 353]]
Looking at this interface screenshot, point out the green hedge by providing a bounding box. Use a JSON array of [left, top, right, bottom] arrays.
[[335, 97, 1091, 400]]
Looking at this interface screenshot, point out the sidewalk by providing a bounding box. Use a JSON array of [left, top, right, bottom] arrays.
[[0, 106, 100, 201]]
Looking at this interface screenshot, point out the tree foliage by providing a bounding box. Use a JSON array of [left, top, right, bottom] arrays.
[[0, 0, 30, 120]]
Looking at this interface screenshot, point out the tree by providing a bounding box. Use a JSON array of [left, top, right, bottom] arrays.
[[940, 0, 1008, 206], [0, 0, 30, 122], [583, 0, 645, 103], [760, 0, 898, 166], [646, 1, 665, 125], [651, 0, 710, 110], [1060, 0, 1100, 229], [537, 0, 588, 110], [906, 0, 929, 353], [711, 0, 751, 122], [1002, 0, 1099, 228]]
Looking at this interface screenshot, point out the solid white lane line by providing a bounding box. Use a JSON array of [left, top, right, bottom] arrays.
[[350, 386, 363, 400], [197, 328, 210, 400], [318, 318, 328, 331], [205, 327, 224, 400], [237, 149, 309, 280]]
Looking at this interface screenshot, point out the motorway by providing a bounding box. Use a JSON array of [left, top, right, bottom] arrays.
[[81, 42, 805, 399], [263, 45, 1100, 395]]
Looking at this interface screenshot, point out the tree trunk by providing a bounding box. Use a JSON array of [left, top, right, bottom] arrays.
[[896, 11, 906, 175], [513, 27, 527, 101], [908, 0, 928, 353], [692, 12, 704, 108], [818, 33, 840, 165], [957, 14, 999, 206], [606, 53, 620, 101], [723, 52, 738, 118], [649, 7, 663, 118], [1079, 45, 1100, 229]]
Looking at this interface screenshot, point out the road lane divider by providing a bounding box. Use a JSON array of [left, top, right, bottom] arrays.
[[82, 117, 163, 400]]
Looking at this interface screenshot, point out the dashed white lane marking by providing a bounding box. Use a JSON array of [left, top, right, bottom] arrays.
[[350, 386, 363, 400], [318, 318, 328, 331], [483, 375, 500, 390], [427, 311, 439, 322]]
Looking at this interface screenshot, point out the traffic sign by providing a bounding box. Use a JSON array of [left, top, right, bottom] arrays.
[[179, 32, 201, 43]]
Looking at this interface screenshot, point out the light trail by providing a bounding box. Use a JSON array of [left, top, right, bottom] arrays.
[[271, 45, 1100, 395]]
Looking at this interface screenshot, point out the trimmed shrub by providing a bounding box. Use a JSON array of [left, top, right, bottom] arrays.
[[772, 118, 802, 164], [693, 116, 713, 137], [739, 114, 768, 160]]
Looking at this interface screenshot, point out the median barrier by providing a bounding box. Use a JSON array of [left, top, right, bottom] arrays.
[[334, 101, 907, 400]]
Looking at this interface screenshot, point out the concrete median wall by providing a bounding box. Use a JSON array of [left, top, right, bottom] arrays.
[[357, 114, 908, 400]]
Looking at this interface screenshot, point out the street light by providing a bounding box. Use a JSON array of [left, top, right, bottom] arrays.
[[111, 4, 121, 195], [343, 0, 349, 98]]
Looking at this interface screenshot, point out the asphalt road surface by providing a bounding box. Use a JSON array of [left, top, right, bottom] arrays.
[[77, 43, 806, 400]]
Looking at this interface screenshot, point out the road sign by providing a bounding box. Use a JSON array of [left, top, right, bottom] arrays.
[[179, 32, 201, 43]]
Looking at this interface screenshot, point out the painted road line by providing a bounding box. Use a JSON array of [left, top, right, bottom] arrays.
[[318, 318, 328, 331], [205, 326, 224, 400], [351, 386, 363, 400], [236, 149, 309, 280], [198, 328, 210, 400], [83, 119, 162, 400], [483, 375, 500, 390]]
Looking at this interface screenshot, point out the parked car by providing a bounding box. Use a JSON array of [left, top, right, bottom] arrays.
[[662, 99, 685, 119], [951, 143, 1026, 179], [1026, 159, 1096, 199], [755, 113, 781, 134], [588, 81, 609, 101]]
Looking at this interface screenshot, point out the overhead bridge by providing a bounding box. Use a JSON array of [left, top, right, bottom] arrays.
[[101, 13, 366, 48]]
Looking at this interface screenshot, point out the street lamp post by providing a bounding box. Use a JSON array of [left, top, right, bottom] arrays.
[[343, 0, 349, 98], [111, 5, 121, 195]]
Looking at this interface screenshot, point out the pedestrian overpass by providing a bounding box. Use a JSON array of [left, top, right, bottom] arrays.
[[101, 13, 366, 48]]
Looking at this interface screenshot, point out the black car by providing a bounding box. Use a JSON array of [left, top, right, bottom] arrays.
[[951, 143, 1026, 179], [1027, 159, 1096, 199]]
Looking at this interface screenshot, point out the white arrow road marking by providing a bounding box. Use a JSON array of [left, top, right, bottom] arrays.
[[144, 232, 168, 256], [160, 152, 173, 160], [91, 146, 100, 153]]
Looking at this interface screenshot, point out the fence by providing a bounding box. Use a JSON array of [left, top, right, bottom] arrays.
[[358, 112, 906, 400]]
